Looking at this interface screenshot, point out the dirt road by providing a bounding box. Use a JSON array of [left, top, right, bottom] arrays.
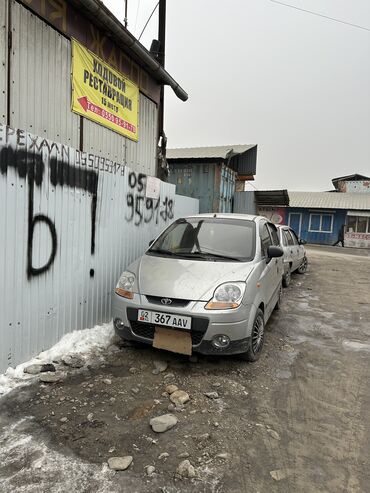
[[1, 246, 370, 492]]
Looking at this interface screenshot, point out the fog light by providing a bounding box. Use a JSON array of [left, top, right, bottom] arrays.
[[114, 318, 125, 330], [212, 335, 230, 349]]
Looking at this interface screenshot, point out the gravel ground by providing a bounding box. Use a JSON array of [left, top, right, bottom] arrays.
[[1, 246, 369, 492]]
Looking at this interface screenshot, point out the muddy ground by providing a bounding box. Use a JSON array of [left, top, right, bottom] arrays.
[[1, 246, 370, 492]]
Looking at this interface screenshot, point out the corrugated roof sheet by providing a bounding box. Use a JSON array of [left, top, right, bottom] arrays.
[[255, 190, 289, 206], [289, 192, 370, 210], [167, 145, 256, 160], [332, 173, 370, 183]]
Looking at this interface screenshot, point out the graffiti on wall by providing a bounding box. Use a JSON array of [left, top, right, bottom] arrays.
[[126, 171, 174, 226], [0, 124, 174, 280]]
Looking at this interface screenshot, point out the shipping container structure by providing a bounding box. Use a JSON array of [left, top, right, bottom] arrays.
[[167, 145, 257, 213], [0, 0, 197, 371]]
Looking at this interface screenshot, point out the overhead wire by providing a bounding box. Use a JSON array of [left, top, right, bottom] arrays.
[[134, 0, 141, 34], [138, 1, 160, 41], [270, 0, 370, 32]]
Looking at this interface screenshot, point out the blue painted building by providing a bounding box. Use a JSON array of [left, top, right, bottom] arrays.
[[235, 176, 370, 248], [286, 191, 370, 246], [283, 203, 347, 245]]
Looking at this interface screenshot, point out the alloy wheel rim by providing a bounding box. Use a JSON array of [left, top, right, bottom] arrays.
[[299, 258, 307, 272], [252, 316, 264, 354]]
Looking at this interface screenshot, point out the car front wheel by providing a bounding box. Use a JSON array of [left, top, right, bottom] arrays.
[[240, 308, 265, 362]]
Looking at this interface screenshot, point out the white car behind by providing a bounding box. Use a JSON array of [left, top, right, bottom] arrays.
[[277, 225, 307, 287]]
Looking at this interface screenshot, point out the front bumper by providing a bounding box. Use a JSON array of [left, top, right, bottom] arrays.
[[112, 292, 256, 356]]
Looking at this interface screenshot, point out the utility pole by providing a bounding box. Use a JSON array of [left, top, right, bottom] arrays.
[[157, 0, 167, 180], [124, 0, 128, 28]]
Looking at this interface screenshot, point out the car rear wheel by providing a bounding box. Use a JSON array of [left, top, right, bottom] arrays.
[[282, 266, 291, 287], [297, 256, 308, 274], [240, 309, 265, 362]]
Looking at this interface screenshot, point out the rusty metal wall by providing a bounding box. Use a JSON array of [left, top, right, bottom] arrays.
[[0, 124, 198, 372], [0, 0, 8, 124]]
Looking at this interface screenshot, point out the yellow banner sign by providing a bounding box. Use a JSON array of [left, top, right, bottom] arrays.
[[71, 39, 139, 141]]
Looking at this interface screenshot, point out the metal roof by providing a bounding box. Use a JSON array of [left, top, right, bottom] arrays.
[[255, 190, 289, 206], [332, 174, 370, 183], [167, 145, 256, 160], [288, 192, 370, 211]]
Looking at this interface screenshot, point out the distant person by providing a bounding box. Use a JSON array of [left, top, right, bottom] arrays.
[[333, 224, 345, 247]]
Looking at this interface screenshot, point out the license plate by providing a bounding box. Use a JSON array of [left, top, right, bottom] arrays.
[[137, 309, 191, 330]]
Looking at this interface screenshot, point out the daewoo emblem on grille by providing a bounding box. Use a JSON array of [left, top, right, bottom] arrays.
[[161, 298, 172, 305]]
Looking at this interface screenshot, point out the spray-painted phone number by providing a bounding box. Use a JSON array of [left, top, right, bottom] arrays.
[[126, 172, 174, 226]]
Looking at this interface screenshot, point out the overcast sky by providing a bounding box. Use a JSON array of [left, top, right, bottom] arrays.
[[103, 0, 370, 191]]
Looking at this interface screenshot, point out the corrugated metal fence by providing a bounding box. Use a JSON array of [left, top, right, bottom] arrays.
[[2, 0, 157, 177], [0, 125, 199, 371], [233, 191, 257, 215]]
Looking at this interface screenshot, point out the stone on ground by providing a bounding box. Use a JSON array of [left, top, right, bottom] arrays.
[[62, 355, 85, 368], [152, 360, 168, 374], [149, 414, 178, 433], [108, 456, 133, 471], [165, 384, 178, 394], [170, 390, 190, 406], [176, 459, 196, 478], [39, 372, 63, 383]]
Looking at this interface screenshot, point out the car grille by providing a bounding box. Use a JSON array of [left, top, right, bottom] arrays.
[[145, 295, 190, 308], [130, 321, 205, 346]]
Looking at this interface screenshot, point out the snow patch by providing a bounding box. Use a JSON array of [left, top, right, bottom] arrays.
[[0, 417, 117, 493], [343, 340, 370, 352], [0, 322, 115, 397]]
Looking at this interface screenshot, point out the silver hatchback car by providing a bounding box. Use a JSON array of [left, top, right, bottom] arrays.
[[277, 225, 307, 287], [112, 214, 283, 361]]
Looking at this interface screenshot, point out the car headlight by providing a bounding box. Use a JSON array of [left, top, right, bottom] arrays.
[[205, 282, 246, 310], [115, 271, 136, 299]]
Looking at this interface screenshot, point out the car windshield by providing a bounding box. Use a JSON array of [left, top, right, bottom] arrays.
[[148, 217, 256, 262]]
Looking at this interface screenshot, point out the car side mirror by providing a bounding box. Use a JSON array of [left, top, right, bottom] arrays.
[[149, 239, 154, 247], [298, 239, 307, 245], [267, 246, 284, 258]]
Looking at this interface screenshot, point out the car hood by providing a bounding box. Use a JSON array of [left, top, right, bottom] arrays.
[[130, 254, 255, 301]]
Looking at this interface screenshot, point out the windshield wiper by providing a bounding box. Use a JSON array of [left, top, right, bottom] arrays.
[[148, 248, 181, 256], [183, 251, 241, 262]]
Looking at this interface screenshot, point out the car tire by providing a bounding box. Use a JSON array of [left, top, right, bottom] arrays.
[[282, 266, 291, 287], [297, 256, 308, 274], [240, 308, 265, 362], [274, 283, 283, 311]]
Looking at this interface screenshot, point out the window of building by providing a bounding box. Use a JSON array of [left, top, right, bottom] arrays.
[[308, 213, 333, 233], [347, 216, 370, 234], [347, 216, 357, 232]]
